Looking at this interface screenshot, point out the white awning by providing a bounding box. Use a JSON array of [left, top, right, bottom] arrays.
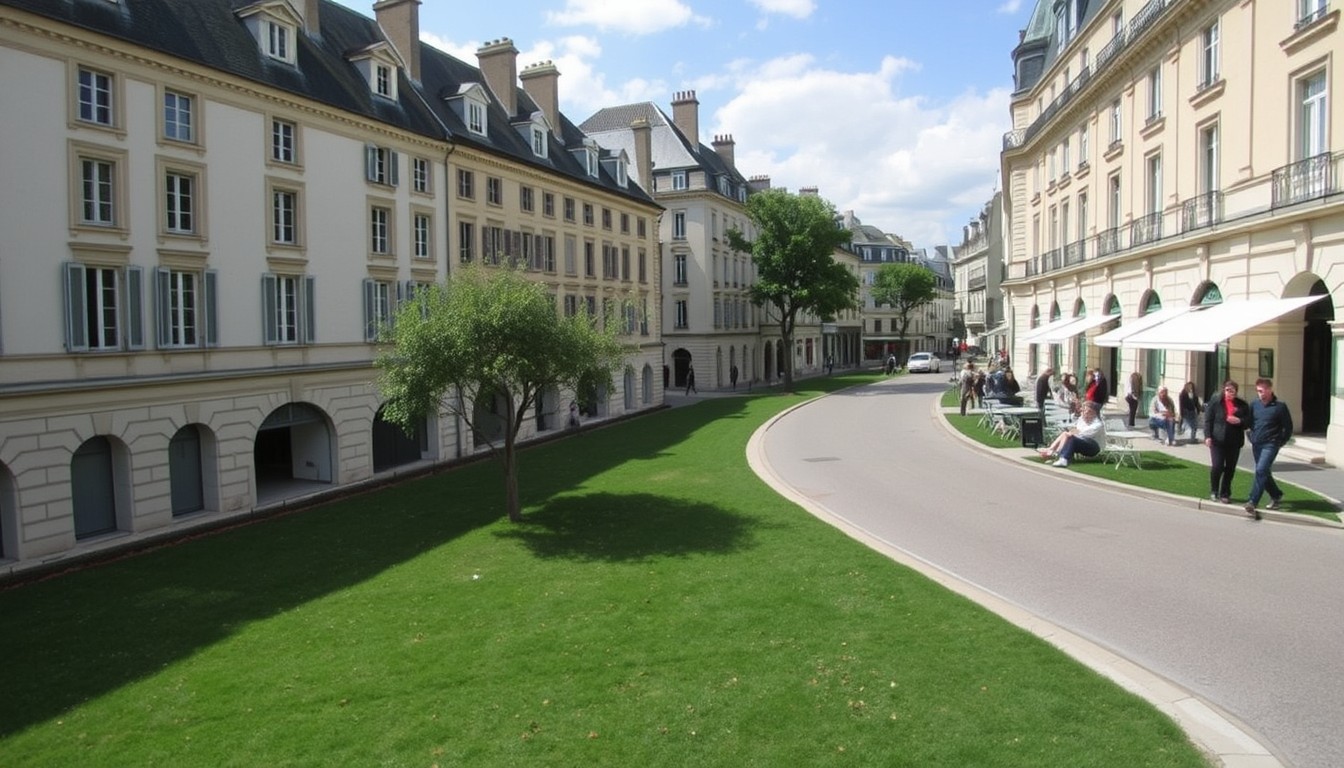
[[1119, 296, 1326, 352], [1018, 315, 1080, 343], [1033, 312, 1119, 344], [1093, 305, 1196, 348], [984, 321, 1009, 337]]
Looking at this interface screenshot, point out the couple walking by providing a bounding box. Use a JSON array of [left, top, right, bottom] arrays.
[[1204, 378, 1293, 519]]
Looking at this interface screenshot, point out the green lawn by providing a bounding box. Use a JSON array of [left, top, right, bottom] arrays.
[[0, 374, 1209, 767]]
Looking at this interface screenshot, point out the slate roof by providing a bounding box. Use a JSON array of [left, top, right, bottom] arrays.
[[2, 0, 653, 205], [580, 101, 747, 196]]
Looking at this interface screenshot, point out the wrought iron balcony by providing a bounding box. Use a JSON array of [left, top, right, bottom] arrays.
[[1130, 211, 1163, 247], [1096, 226, 1124, 257], [968, 274, 987, 290], [1272, 152, 1337, 208], [1181, 191, 1223, 232], [1297, 2, 1331, 30], [1062, 238, 1087, 267]]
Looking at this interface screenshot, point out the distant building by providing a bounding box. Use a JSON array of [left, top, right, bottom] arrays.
[[953, 192, 1006, 353]]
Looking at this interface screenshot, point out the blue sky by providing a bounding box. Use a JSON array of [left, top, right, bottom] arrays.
[[330, 0, 1033, 248]]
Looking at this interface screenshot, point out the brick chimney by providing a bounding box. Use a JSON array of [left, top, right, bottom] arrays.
[[671, 90, 699, 147], [373, 0, 420, 81], [477, 38, 519, 117], [711, 134, 736, 168], [520, 60, 561, 139], [748, 175, 772, 193], [631, 116, 653, 190]]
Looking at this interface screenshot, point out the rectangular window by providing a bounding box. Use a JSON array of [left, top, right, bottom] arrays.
[[602, 243, 616, 279], [267, 21, 290, 62], [414, 213, 431, 259], [1077, 191, 1088, 239], [1147, 66, 1162, 120], [363, 279, 393, 341], [621, 246, 630, 281], [163, 90, 193, 142], [582, 203, 594, 226], [563, 295, 578, 318], [541, 234, 556, 272], [271, 119, 296, 164], [273, 188, 298, 244], [1146, 154, 1162, 214], [487, 177, 502, 205], [1200, 123, 1220, 192], [584, 241, 595, 277], [64, 263, 144, 351], [467, 101, 485, 134], [459, 220, 475, 263], [564, 197, 576, 222], [365, 145, 399, 186], [673, 211, 686, 239], [543, 192, 555, 217], [81, 158, 116, 226], [155, 267, 217, 348], [1299, 71, 1328, 159], [532, 127, 547, 157], [262, 274, 315, 345], [1060, 137, 1070, 173], [1108, 173, 1121, 228], [1299, 0, 1329, 27], [620, 212, 630, 234], [602, 208, 612, 230], [375, 64, 393, 97], [520, 186, 534, 213], [412, 157, 430, 193], [164, 171, 195, 234], [638, 217, 647, 238], [1109, 99, 1122, 144], [77, 67, 113, 126], [675, 300, 688, 329], [564, 234, 577, 275], [457, 169, 474, 199], [672, 170, 687, 190], [674, 253, 688, 285], [1078, 124, 1089, 166], [370, 207, 390, 254], [1200, 21, 1220, 88]]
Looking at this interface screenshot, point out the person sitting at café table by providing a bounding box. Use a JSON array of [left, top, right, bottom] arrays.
[[999, 368, 1023, 406], [1149, 385, 1178, 446], [1037, 400, 1106, 467], [1054, 372, 1081, 416]]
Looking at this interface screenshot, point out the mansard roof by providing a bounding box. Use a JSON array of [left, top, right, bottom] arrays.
[[580, 101, 748, 195]]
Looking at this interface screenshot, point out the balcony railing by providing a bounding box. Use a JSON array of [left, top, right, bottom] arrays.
[[1272, 152, 1337, 208], [968, 274, 987, 290], [1062, 238, 1087, 266], [1181, 191, 1223, 232], [1096, 226, 1124, 257], [1130, 211, 1163, 247], [1297, 2, 1331, 30]]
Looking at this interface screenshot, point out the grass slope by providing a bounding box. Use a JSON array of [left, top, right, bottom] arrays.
[[0, 376, 1208, 767]]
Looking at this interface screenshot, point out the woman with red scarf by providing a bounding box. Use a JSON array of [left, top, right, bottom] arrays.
[[1202, 380, 1251, 504]]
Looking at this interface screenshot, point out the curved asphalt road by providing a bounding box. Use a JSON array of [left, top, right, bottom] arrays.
[[752, 375, 1344, 768]]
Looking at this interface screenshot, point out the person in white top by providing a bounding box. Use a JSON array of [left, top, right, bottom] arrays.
[[1148, 385, 1177, 445], [1038, 401, 1106, 467]]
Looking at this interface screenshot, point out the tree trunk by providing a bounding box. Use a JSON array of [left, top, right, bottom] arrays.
[[502, 408, 523, 522], [781, 319, 795, 392]]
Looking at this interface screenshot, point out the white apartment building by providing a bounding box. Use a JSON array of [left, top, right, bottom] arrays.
[[0, 0, 661, 574], [1001, 0, 1342, 460], [952, 192, 1007, 353]]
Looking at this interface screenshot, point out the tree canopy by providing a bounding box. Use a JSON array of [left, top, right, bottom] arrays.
[[870, 262, 938, 346], [377, 265, 629, 521], [725, 189, 857, 391]]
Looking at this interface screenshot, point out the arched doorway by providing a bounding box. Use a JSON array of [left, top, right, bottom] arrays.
[[372, 405, 428, 472], [641, 364, 653, 405], [255, 403, 333, 503], [1301, 280, 1334, 433], [623, 367, 636, 410], [1193, 283, 1226, 401], [71, 437, 117, 539], [672, 348, 692, 388], [168, 425, 205, 516]]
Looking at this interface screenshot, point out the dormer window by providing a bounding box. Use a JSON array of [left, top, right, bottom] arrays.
[[586, 148, 599, 178], [467, 100, 486, 134], [375, 64, 393, 98], [616, 156, 628, 187], [672, 170, 688, 190], [532, 126, 548, 158], [237, 3, 300, 66], [446, 84, 491, 137], [519, 112, 550, 159], [348, 45, 401, 101]]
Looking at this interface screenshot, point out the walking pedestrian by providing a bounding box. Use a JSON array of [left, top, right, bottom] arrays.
[[685, 365, 697, 395], [1178, 381, 1202, 443], [957, 361, 976, 416], [1034, 366, 1054, 417], [1123, 371, 1143, 428], [1203, 380, 1250, 504], [730, 364, 739, 389], [1244, 377, 1292, 519]]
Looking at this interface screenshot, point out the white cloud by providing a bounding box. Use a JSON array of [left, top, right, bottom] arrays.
[[714, 54, 1010, 246], [545, 0, 712, 34], [996, 0, 1023, 14], [748, 0, 816, 19]]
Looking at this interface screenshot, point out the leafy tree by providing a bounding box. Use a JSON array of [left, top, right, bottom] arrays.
[[726, 189, 858, 391], [870, 262, 938, 354], [377, 265, 628, 522]]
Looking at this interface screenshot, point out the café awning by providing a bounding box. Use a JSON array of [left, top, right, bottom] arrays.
[[1118, 296, 1325, 352], [1093, 305, 1196, 348], [1018, 315, 1080, 344], [1032, 312, 1119, 344]]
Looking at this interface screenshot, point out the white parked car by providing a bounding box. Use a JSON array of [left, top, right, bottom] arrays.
[[906, 352, 941, 373]]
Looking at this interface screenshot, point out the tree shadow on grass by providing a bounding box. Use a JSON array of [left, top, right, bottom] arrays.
[[496, 492, 757, 563]]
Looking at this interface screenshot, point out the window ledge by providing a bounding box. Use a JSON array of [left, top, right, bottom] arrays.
[[1140, 114, 1166, 140], [1282, 9, 1339, 55], [1057, 172, 1072, 191], [1188, 78, 1226, 110], [1074, 161, 1091, 181], [1030, 192, 1041, 206], [1103, 140, 1124, 162]]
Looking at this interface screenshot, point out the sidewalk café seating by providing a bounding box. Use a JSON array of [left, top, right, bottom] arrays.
[[989, 403, 1020, 441], [1101, 418, 1144, 469]]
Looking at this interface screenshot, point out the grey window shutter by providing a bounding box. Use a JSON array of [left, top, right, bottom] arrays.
[[154, 267, 171, 348], [302, 275, 316, 344], [389, 150, 399, 186], [203, 270, 218, 347], [262, 273, 278, 345], [125, 266, 144, 350], [63, 262, 88, 352], [365, 144, 377, 182], [363, 277, 376, 342]]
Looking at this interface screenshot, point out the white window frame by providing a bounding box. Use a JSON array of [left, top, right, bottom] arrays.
[[1146, 153, 1163, 215], [365, 145, 399, 186], [532, 126, 548, 158], [80, 157, 116, 227], [672, 170, 687, 190], [412, 157, 430, 194], [370, 206, 392, 255], [63, 262, 144, 352], [266, 20, 294, 64], [1109, 99, 1122, 144], [262, 273, 315, 345], [164, 170, 196, 235], [674, 300, 688, 329], [1299, 70, 1328, 159], [77, 66, 114, 126], [272, 188, 299, 245], [487, 177, 502, 206], [163, 89, 194, 143], [673, 211, 686, 240], [362, 278, 395, 342], [375, 64, 393, 98], [1200, 122, 1220, 192], [1147, 66, 1162, 120], [271, 118, 297, 164], [414, 213, 432, 260], [154, 267, 217, 348], [467, 99, 486, 135], [1200, 21, 1220, 88]]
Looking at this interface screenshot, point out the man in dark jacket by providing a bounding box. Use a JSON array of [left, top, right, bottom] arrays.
[[1034, 366, 1054, 416], [1203, 380, 1251, 504], [1245, 377, 1293, 519]]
